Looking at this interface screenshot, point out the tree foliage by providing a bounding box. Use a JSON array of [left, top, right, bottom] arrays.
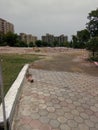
[[71, 29, 90, 48], [4, 32, 19, 46], [0, 32, 6, 46], [29, 42, 36, 47], [77, 29, 90, 43], [86, 37, 98, 57], [86, 8, 98, 37], [71, 35, 78, 48], [35, 40, 42, 47]]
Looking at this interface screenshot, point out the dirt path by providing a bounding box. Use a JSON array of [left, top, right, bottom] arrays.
[[31, 51, 98, 77]]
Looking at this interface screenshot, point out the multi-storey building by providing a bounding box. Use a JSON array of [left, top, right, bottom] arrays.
[[0, 18, 14, 34], [58, 35, 68, 43], [42, 33, 54, 43], [20, 33, 37, 44], [42, 34, 68, 44]]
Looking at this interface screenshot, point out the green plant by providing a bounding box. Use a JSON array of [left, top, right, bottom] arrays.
[[0, 54, 40, 95]]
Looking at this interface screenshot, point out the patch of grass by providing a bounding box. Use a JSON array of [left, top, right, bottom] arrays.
[[91, 57, 98, 61], [0, 54, 40, 95], [88, 56, 98, 62]]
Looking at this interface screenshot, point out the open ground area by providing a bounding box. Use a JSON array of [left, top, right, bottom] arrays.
[[0, 46, 97, 76]]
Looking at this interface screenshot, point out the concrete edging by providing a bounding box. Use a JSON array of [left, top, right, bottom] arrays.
[[0, 64, 29, 129]]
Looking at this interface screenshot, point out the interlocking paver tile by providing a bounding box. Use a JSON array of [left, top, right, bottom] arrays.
[[18, 124, 32, 130], [47, 107, 55, 112], [74, 115, 83, 123], [80, 112, 89, 119], [71, 109, 79, 116], [85, 119, 95, 127], [49, 119, 60, 128], [60, 124, 71, 130], [48, 113, 57, 119], [67, 119, 78, 128], [78, 124, 89, 130], [90, 115, 98, 123], [12, 69, 98, 130], [31, 112, 40, 120], [39, 116, 50, 124], [90, 128, 98, 130], [57, 116, 67, 123]]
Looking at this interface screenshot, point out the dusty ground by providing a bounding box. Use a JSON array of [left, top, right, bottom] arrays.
[[0, 46, 98, 77], [31, 51, 98, 77]]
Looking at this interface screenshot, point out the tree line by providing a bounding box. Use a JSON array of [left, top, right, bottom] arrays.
[[0, 32, 69, 47], [0, 32, 31, 47]]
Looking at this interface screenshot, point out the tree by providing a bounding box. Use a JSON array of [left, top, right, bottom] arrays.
[[86, 37, 98, 57], [35, 40, 42, 47], [86, 8, 98, 37], [4, 32, 19, 46], [53, 41, 59, 47], [29, 42, 36, 47], [72, 35, 78, 48], [76, 29, 90, 48], [0, 32, 7, 46], [71, 29, 90, 48], [19, 41, 28, 47], [77, 29, 90, 43]]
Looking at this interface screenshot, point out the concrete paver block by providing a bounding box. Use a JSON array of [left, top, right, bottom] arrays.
[[12, 69, 98, 130]]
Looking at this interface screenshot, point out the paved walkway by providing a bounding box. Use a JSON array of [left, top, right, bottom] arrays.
[[12, 69, 98, 130]]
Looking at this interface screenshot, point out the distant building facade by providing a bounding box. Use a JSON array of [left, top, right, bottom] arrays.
[[0, 18, 14, 34], [20, 33, 37, 44], [42, 33, 68, 44]]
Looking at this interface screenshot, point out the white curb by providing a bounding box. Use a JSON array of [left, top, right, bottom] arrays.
[[0, 64, 29, 129]]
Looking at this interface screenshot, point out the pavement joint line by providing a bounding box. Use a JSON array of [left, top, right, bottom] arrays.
[[11, 68, 98, 130]]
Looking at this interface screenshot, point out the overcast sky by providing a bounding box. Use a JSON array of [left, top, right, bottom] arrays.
[[0, 0, 98, 40]]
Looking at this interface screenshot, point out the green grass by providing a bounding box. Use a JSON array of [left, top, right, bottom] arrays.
[[0, 54, 40, 96], [90, 56, 98, 61]]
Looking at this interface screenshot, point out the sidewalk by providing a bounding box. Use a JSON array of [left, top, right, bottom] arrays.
[[12, 69, 98, 130]]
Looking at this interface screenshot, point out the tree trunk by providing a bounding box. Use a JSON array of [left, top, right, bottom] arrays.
[[92, 50, 95, 57]]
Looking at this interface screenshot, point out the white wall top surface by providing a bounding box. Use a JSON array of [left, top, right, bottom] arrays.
[[0, 64, 29, 122]]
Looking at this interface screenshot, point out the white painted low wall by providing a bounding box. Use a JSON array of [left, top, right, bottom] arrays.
[[0, 64, 29, 129]]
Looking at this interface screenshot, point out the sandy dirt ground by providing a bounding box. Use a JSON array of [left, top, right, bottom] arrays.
[[0, 46, 98, 77]]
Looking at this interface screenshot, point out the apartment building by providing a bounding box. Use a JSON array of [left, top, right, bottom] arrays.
[[42, 33, 68, 44], [0, 18, 14, 34], [20, 33, 37, 44], [42, 34, 54, 43]]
